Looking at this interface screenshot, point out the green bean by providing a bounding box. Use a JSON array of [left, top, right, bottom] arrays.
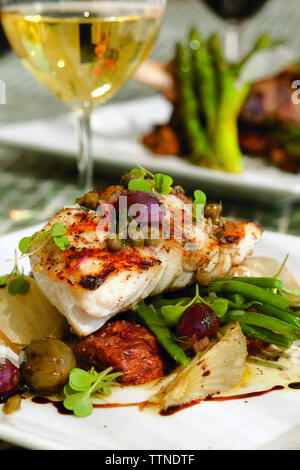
[[241, 324, 292, 350], [258, 304, 300, 328], [135, 301, 190, 367], [227, 293, 245, 305], [281, 287, 300, 298], [205, 280, 296, 311], [211, 277, 283, 289], [221, 310, 300, 340]]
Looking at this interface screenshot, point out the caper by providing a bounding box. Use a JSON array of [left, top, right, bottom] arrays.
[[129, 232, 145, 248], [204, 203, 222, 219], [174, 185, 185, 194], [120, 172, 140, 188], [20, 338, 76, 395], [145, 227, 161, 247], [145, 237, 161, 248], [3, 394, 21, 415], [107, 236, 127, 252], [77, 191, 99, 210]]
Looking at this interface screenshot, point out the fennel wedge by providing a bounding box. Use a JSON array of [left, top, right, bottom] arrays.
[[148, 322, 247, 411], [0, 275, 67, 346]]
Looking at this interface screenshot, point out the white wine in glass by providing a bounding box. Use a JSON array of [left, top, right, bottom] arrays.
[[1, 0, 165, 189]]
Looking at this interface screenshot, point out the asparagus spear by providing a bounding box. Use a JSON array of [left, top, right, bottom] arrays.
[[172, 32, 284, 173], [188, 28, 218, 149], [174, 41, 209, 160], [233, 34, 282, 113], [234, 34, 274, 77], [207, 33, 243, 173]]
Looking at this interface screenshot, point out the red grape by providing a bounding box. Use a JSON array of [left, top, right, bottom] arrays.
[[177, 303, 219, 347], [116, 191, 163, 224], [0, 358, 20, 397]]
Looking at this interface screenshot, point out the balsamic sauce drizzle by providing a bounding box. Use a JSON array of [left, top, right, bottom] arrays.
[[31, 384, 291, 417], [288, 382, 300, 390]]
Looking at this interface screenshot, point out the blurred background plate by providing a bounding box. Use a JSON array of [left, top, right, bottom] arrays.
[[0, 94, 300, 205]]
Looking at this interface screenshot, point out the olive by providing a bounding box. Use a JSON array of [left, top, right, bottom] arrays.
[[20, 338, 76, 394], [129, 233, 145, 248], [204, 203, 222, 219], [145, 227, 162, 247], [3, 394, 21, 415]]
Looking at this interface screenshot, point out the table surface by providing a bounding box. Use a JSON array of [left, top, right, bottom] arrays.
[[0, 0, 300, 450]]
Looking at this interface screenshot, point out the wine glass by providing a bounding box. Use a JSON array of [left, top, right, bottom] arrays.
[[1, 0, 166, 190], [201, 0, 270, 62]]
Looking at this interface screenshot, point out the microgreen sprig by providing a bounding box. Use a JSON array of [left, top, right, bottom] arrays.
[[154, 173, 174, 195], [128, 166, 174, 195], [159, 285, 229, 327], [0, 250, 30, 296], [128, 166, 207, 223], [160, 284, 212, 326], [193, 189, 206, 220], [273, 253, 289, 279], [63, 367, 123, 417], [18, 222, 69, 258], [276, 254, 300, 299], [272, 254, 300, 298], [3, 222, 69, 296]]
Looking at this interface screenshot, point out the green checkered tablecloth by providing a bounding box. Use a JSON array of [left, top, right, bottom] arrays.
[[0, 0, 300, 451]]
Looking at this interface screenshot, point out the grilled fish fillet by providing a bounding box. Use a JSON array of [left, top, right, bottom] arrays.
[[30, 188, 262, 336]]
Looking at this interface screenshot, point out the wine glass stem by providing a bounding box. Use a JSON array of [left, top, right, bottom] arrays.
[[76, 111, 93, 191], [225, 22, 240, 64]]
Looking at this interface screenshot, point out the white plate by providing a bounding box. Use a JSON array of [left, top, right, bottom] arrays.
[[1, 225, 300, 450], [0, 95, 300, 206]]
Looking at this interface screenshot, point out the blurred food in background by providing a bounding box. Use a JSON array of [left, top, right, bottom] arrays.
[[239, 64, 300, 173], [138, 30, 300, 174]]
